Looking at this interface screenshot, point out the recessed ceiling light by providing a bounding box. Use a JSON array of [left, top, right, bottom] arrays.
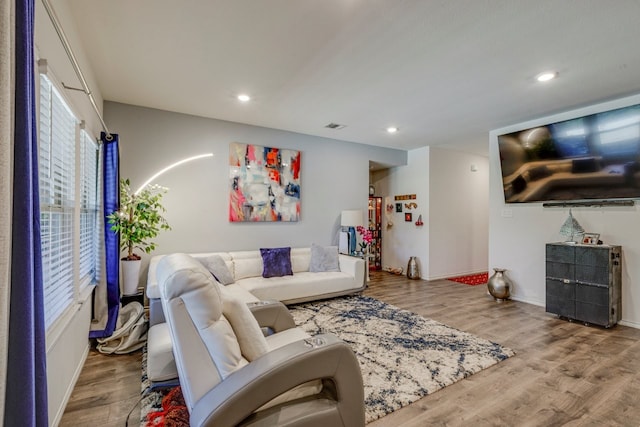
[[325, 123, 346, 130], [237, 94, 251, 102], [536, 72, 557, 82], [387, 127, 399, 134]]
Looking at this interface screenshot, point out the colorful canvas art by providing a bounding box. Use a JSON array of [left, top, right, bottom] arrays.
[[229, 142, 301, 222]]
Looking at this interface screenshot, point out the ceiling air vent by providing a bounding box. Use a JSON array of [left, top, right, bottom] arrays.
[[325, 123, 346, 130]]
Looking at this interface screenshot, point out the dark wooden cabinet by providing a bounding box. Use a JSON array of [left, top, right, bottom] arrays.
[[545, 243, 621, 327]]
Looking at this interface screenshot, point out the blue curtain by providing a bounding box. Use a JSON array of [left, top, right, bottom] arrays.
[[4, 0, 49, 425], [90, 133, 120, 338]]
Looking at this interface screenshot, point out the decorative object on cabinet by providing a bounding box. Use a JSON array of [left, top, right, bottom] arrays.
[[404, 202, 417, 210], [487, 268, 512, 301], [395, 203, 402, 212], [407, 256, 420, 279], [558, 208, 584, 242], [340, 210, 364, 255], [405, 212, 412, 222], [369, 185, 375, 196], [415, 214, 424, 226], [581, 233, 600, 245], [368, 197, 382, 270], [229, 142, 301, 222], [545, 242, 621, 327]]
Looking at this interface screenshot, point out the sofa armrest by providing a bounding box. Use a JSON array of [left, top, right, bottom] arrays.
[[338, 254, 366, 287], [248, 300, 296, 333], [191, 333, 364, 427], [146, 254, 165, 300]]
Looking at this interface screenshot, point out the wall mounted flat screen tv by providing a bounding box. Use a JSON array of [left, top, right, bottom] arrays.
[[497, 103, 640, 203]]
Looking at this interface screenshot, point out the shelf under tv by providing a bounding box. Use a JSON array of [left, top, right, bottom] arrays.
[[542, 200, 636, 208]]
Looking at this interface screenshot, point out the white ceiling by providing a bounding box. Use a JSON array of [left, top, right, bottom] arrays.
[[62, 0, 640, 156]]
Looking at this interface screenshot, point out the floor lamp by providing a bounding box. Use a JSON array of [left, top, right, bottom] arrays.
[[341, 210, 364, 255], [134, 153, 214, 195]]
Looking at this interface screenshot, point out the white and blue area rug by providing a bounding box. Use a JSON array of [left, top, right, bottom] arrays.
[[140, 295, 515, 425], [289, 296, 515, 423]]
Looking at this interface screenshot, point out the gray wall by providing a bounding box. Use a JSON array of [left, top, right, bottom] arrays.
[[104, 101, 406, 278]]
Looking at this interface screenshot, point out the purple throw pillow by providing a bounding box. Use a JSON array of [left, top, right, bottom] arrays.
[[260, 247, 293, 278]]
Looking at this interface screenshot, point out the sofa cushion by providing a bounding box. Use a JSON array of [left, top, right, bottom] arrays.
[[147, 322, 178, 382], [230, 250, 263, 280], [290, 247, 311, 273], [195, 254, 235, 285], [260, 247, 293, 278], [217, 283, 260, 303], [309, 243, 340, 272], [223, 296, 269, 361], [237, 271, 360, 302]]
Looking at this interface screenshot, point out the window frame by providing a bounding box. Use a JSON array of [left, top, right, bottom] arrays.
[[37, 70, 102, 339]]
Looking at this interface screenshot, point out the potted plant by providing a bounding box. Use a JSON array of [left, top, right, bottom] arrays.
[[356, 225, 373, 255], [107, 178, 171, 295]]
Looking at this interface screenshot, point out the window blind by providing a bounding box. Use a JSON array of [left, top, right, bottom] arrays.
[[79, 130, 99, 287], [39, 75, 77, 328]]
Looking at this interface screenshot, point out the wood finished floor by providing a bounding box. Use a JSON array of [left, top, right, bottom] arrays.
[[60, 272, 640, 427]]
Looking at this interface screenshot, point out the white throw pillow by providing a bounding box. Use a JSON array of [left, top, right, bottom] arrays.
[[309, 243, 340, 272], [197, 254, 235, 285]]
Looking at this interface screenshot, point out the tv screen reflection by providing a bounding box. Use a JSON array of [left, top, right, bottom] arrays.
[[498, 104, 640, 203]]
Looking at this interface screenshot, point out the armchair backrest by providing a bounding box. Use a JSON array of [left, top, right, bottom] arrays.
[[157, 253, 268, 410]]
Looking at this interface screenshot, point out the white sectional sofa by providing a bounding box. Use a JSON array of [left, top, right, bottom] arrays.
[[145, 246, 367, 386], [146, 247, 367, 326]]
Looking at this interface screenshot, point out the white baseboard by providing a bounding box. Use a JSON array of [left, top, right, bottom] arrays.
[[50, 342, 89, 427], [509, 295, 545, 307], [429, 270, 487, 281], [618, 319, 640, 329]]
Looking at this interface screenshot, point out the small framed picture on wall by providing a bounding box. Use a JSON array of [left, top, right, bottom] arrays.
[[396, 203, 403, 212], [405, 213, 412, 222]]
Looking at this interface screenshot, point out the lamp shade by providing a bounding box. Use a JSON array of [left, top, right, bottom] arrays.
[[341, 210, 364, 227]]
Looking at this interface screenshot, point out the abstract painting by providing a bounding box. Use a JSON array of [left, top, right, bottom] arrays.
[[229, 142, 301, 222]]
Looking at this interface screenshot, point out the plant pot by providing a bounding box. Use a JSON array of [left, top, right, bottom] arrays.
[[121, 259, 142, 296]]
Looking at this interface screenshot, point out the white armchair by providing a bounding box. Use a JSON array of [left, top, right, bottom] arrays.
[[157, 253, 365, 427]]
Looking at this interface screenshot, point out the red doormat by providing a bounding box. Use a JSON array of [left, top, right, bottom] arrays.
[[446, 272, 488, 286]]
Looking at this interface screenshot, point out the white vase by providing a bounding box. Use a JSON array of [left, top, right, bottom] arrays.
[[121, 259, 142, 296]]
